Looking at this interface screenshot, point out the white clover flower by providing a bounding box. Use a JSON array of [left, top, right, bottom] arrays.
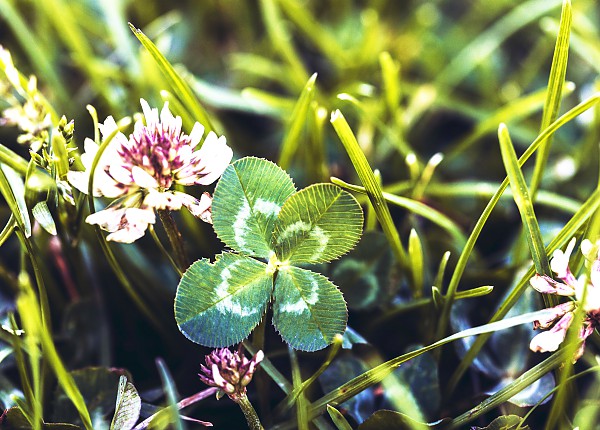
[[68, 98, 233, 243], [529, 238, 600, 362]]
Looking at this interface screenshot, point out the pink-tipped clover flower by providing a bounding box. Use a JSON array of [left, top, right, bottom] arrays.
[[199, 347, 264, 402], [68, 99, 233, 243], [529, 238, 600, 361]]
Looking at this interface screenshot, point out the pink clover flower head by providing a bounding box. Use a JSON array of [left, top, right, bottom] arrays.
[[529, 238, 600, 362], [199, 347, 264, 402], [67, 98, 233, 243]]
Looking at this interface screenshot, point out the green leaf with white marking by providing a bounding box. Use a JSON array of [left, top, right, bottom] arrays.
[[273, 183, 363, 264], [175, 252, 273, 347], [110, 376, 141, 430], [212, 157, 296, 259], [272, 266, 347, 351]]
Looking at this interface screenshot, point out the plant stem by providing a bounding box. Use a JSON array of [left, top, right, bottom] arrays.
[[236, 395, 264, 430], [157, 209, 187, 271]]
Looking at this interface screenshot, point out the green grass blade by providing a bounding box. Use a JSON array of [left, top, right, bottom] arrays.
[[436, 0, 563, 91], [278, 73, 318, 170], [424, 181, 582, 214], [289, 348, 309, 430], [330, 110, 407, 266], [296, 308, 560, 426], [17, 270, 93, 430], [445, 83, 574, 160], [337, 94, 413, 158], [408, 229, 424, 299], [331, 177, 468, 249], [0, 143, 28, 175], [156, 359, 184, 430], [0, 164, 31, 237], [0, 214, 16, 247], [33, 0, 117, 111], [275, 335, 342, 415], [530, 0, 572, 194], [98, 0, 139, 76], [7, 314, 35, 425], [436, 92, 600, 379], [379, 52, 401, 116], [446, 351, 566, 429], [438, 89, 600, 358], [129, 23, 214, 133], [243, 340, 293, 395], [0, 0, 69, 107], [187, 76, 282, 117], [446, 185, 600, 396], [258, 0, 309, 90], [498, 124, 550, 275], [454, 285, 494, 299], [277, 0, 345, 70], [326, 405, 352, 430]]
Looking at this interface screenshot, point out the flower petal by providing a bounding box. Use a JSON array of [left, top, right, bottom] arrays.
[[529, 312, 573, 353], [176, 191, 213, 223], [576, 262, 600, 312], [86, 207, 126, 232], [532, 302, 574, 329], [86, 207, 155, 243], [550, 237, 578, 285], [143, 190, 181, 211], [530, 274, 575, 296], [98, 116, 129, 147], [140, 98, 158, 129], [591, 259, 600, 294], [131, 165, 159, 189], [188, 122, 205, 149], [178, 132, 233, 186]]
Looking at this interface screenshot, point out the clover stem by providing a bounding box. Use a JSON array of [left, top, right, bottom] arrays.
[[157, 209, 187, 271], [236, 395, 264, 430]]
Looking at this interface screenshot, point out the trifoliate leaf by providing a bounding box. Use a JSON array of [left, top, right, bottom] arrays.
[[272, 266, 347, 351], [212, 157, 296, 258], [110, 376, 141, 430], [273, 184, 363, 264], [175, 252, 273, 347]]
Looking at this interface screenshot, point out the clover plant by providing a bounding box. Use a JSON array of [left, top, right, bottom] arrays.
[[175, 157, 363, 351]]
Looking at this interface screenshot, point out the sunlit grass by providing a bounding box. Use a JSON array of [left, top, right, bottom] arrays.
[[1, 0, 599, 429]]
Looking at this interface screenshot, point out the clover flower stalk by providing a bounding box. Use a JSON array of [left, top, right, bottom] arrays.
[[199, 347, 264, 430], [68, 99, 233, 253], [529, 238, 600, 362]]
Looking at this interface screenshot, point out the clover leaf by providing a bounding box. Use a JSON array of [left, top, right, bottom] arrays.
[[174, 157, 363, 351]]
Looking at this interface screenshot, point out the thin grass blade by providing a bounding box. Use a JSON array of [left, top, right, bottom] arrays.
[[277, 308, 564, 429], [498, 123, 550, 275], [436, 93, 600, 388], [129, 23, 214, 133], [330, 110, 407, 266], [331, 177, 467, 249], [327, 405, 352, 430], [530, 0, 572, 194], [446, 185, 600, 396], [279, 73, 318, 170]]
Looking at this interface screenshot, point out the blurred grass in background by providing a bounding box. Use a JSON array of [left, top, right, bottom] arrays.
[[1, 0, 600, 428]]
